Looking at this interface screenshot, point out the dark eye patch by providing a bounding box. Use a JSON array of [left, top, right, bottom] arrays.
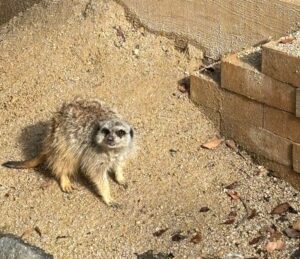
[[116, 129, 126, 137], [101, 128, 110, 135]]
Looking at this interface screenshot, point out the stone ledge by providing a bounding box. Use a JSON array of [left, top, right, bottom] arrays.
[[221, 50, 296, 113], [262, 37, 300, 88]]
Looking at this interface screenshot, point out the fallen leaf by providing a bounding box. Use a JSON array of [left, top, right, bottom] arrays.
[[225, 139, 239, 152], [21, 228, 33, 238], [221, 210, 237, 225], [284, 228, 300, 238], [271, 202, 293, 215], [293, 219, 300, 231], [191, 232, 202, 244], [226, 190, 240, 200], [169, 149, 177, 157], [248, 209, 258, 219], [199, 207, 210, 213], [21, 227, 42, 239], [55, 235, 71, 244], [266, 240, 285, 253], [249, 236, 263, 245], [222, 218, 235, 225], [171, 232, 187, 242], [56, 235, 70, 240], [224, 181, 239, 190], [201, 137, 224, 150], [153, 228, 168, 237], [34, 226, 42, 237], [279, 35, 295, 44], [136, 250, 175, 259], [114, 26, 126, 42]]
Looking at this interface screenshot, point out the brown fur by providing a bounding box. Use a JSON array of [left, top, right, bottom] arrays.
[[2, 98, 135, 207]]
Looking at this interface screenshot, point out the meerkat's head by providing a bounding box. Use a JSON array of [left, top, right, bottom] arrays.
[[94, 119, 134, 150]]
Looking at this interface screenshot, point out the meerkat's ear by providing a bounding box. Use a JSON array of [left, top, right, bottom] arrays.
[[95, 121, 106, 131], [130, 128, 134, 138]]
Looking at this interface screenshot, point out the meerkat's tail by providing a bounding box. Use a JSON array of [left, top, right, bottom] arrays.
[[2, 153, 47, 169]]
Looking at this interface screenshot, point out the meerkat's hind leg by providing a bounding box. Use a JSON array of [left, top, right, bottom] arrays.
[[52, 157, 77, 193]]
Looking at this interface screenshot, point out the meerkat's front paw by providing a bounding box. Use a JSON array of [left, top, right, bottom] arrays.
[[61, 183, 74, 193], [114, 169, 127, 187], [115, 176, 128, 188], [60, 176, 74, 193]]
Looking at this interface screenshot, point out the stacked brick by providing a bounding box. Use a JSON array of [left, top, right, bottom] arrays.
[[190, 33, 300, 190]]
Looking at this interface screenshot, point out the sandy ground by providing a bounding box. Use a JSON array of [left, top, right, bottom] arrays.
[[0, 0, 299, 258]]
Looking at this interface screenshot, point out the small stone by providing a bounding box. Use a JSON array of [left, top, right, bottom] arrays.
[[133, 47, 140, 58]]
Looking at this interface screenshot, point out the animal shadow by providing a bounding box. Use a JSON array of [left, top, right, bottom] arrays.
[[17, 121, 51, 178]]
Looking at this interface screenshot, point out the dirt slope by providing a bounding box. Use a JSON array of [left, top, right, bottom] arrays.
[[0, 1, 299, 258]]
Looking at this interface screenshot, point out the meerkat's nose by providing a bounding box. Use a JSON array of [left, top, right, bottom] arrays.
[[107, 135, 114, 142]]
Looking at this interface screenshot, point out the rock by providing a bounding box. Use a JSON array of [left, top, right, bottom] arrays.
[[136, 250, 174, 259], [133, 48, 140, 58], [0, 234, 53, 259]]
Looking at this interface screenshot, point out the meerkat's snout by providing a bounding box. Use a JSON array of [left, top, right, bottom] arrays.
[[106, 134, 116, 146]]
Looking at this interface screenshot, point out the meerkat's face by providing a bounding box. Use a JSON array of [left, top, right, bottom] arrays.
[[95, 119, 134, 149]]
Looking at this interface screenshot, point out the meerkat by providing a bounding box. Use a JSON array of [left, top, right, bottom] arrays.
[[2, 98, 135, 207]]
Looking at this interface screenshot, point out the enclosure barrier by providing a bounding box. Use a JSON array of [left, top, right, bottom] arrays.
[[190, 35, 300, 190]]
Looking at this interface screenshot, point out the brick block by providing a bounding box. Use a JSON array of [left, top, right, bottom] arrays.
[[221, 52, 296, 113], [262, 41, 300, 88], [221, 117, 292, 166], [190, 74, 221, 111], [293, 143, 300, 174], [297, 88, 300, 117], [261, 159, 300, 191], [264, 106, 300, 143], [221, 90, 263, 127]]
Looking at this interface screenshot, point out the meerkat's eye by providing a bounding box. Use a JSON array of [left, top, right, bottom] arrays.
[[101, 128, 110, 135], [116, 129, 126, 137]]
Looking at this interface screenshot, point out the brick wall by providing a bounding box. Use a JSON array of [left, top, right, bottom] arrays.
[[190, 33, 300, 190]]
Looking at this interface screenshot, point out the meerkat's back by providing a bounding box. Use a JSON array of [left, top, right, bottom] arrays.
[[53, 99, 120, 143]]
